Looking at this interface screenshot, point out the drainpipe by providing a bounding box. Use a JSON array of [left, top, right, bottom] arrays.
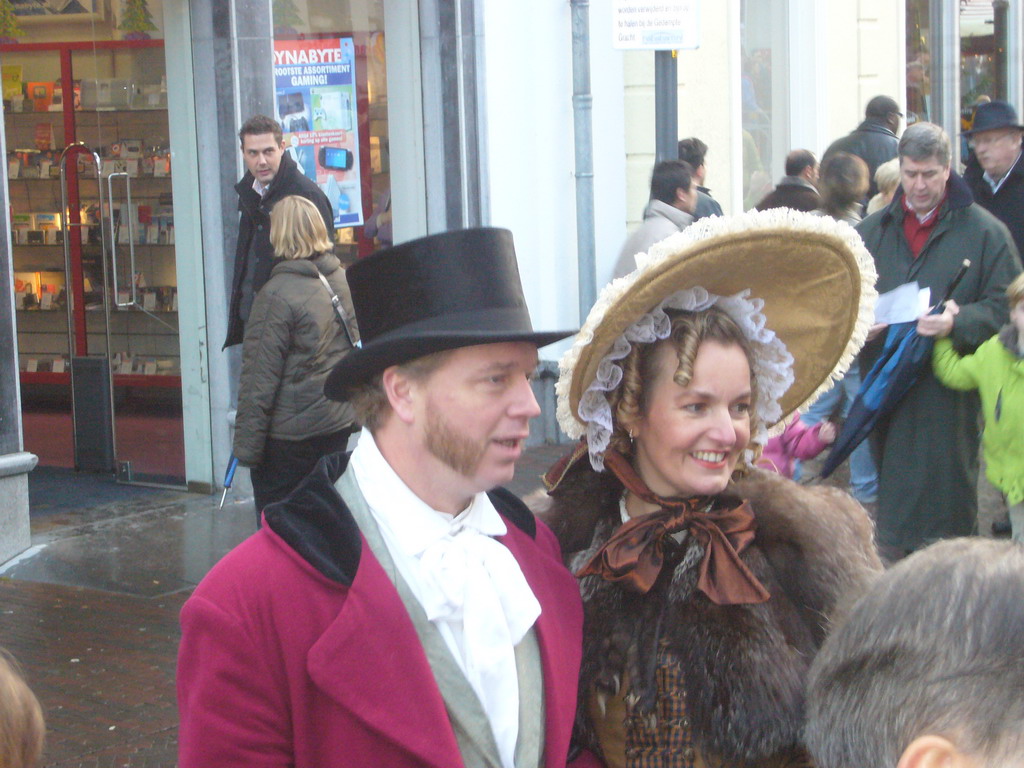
[[570, 0, 597, 323]]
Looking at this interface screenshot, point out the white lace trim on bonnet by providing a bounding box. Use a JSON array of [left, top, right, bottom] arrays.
[[573, 287, 794, 471]]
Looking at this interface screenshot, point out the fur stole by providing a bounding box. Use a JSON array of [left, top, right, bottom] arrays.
[[535, 464, 881, 765]]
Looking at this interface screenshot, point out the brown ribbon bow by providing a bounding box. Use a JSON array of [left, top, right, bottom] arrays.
[[576, 449, 770, 606]]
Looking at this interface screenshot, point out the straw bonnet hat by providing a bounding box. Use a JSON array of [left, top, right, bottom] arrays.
[[556, 208, 877, 465]]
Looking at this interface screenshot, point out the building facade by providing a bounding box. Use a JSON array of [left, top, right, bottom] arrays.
[[1, 0, 1020, 562]]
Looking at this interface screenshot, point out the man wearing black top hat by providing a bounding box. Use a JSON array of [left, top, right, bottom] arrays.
[[963, 100, 1024, 259], [178, 229, 590, 768]]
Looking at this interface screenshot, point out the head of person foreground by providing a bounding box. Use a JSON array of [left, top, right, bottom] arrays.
[[806, 538, 1024, 768]]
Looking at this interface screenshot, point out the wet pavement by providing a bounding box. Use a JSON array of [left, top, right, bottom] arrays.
[[0, 442, 1004, 767]]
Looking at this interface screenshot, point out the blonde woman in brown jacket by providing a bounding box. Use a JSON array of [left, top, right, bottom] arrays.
[[234, 195, 358, 521]]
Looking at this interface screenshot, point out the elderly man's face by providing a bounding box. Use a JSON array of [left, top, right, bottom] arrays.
[[900, 155, 950, 215], [972, 128, 1023, 180]]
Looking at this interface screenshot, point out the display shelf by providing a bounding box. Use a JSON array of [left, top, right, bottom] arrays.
[[7, 175, 173, 181], [5, 107, 167, 116], [19, 371, 181, 388], [5, 37, 181, 397]]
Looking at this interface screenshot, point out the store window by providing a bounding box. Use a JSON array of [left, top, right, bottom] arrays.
[[905, 0, 933, 124], [272, 0, 390, 261], [1, 0, 193, 485], [906, 0, 1013, 151], [960, 1, 1011, 127], [740, 0, 788, 210]]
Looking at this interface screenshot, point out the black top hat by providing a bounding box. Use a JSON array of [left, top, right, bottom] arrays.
[[965, 100, 1024, 135], [324, 227, 575, 399]]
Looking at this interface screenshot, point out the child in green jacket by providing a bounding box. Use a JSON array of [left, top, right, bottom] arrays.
[[933, 272, 1024, 542]]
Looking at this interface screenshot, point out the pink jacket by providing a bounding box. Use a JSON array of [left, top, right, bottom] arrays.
[[178, 457, 586, 768], [756, 419, 830, 478]]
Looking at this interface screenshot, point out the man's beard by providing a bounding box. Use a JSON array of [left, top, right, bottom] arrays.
[[424, 402, 487, 478]]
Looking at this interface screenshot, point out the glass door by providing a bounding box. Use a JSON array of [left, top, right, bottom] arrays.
[[3, 4, 186, 488], [72, 39, 185, 487]]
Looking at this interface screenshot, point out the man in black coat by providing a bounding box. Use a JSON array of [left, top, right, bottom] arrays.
[[224, 115, 335, 348], [677, 137, 724, 219], [823, 95, 901, 197], [754, 149, 820, 212], [963, 100, 1024, 258]]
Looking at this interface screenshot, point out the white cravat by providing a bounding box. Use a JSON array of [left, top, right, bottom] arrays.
[[348, 429, 541, 768]]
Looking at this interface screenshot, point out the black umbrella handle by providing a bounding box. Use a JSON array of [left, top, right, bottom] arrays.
[[934, 259, 971, 312]]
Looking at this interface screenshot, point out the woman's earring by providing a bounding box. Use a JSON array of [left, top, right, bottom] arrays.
[[628, 428, 635, 446]]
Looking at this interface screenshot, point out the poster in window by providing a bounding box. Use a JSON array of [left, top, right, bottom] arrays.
[[273, 37, 363, 228]]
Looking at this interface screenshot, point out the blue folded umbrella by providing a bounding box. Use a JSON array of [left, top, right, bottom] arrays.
[[819, 260, 971, 479]]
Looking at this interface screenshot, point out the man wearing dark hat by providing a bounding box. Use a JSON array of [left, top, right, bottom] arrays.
[[963, 100, 1024, 258], [822, 95, 902, 198], [177, 228, 588, 768]]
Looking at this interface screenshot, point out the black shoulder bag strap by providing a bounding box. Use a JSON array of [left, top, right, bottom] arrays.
[[316, 272, 360, 348]]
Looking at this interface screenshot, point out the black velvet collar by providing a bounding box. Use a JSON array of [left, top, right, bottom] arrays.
[[264, 452, 537, 586]]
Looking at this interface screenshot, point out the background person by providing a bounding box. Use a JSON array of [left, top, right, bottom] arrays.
[[857, 122, 1022, 560], [932, 272, 1024, 543], [961, 100, 1024, 538], [800, 152, 879, 505], [816, 152, 869, 224], [754, 149, 821, 212], [539, 211, 882, 767], [866, 157, 900, 215], [224, 115, 335, 348], [822, 95, 902, 198], [755, 411, 836, 479], [962, 100, 1024, 265], [806, 538, 1024, 768], [233, 195, 358, 520], [613, 160, 698, 280], [677, 137, 724, 220]]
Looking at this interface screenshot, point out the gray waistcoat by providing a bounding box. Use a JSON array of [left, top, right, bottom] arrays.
[[335, 469, 545, 768]]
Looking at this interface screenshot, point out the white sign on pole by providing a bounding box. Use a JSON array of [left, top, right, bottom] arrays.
[[612, 0, 700, 51]]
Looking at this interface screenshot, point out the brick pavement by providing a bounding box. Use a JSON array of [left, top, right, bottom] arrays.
[[0, 440, 1003, 767], [1, 579, 185, 767]]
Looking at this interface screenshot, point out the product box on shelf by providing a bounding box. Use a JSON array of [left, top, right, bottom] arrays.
[[80, 79, 133, 110], [2, 65, 22, 101], [110, 139, 142, 159], [13, 271, 39, 308], [34, 212, 62, 244], [11, 213, 35, 243], [25, 82, 54, 112]]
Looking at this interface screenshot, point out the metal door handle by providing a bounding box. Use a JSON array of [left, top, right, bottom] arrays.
[[106, 171, 139, 308]]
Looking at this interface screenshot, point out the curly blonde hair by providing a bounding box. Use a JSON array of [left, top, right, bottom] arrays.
[[607, 306, 759, 463]]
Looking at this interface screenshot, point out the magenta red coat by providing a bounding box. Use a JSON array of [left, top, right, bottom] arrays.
[[177, 454, 585, 768]]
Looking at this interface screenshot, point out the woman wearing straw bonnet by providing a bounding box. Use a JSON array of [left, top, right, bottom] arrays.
[[537, 210, 883, 768]]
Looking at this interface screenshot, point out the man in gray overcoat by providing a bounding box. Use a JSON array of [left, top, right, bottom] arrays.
[[857, 122, 1022, 559]]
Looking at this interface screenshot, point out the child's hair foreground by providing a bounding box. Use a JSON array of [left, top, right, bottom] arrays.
[[1007, 271, 1024, 306], [0, 649, 44, 768]]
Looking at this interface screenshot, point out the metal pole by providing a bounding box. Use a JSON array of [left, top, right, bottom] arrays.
[[570, 0, 597, 321], [930, 0, 960, 165], [994, 0, 1009, 102], [655, 50, 678, 162]]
